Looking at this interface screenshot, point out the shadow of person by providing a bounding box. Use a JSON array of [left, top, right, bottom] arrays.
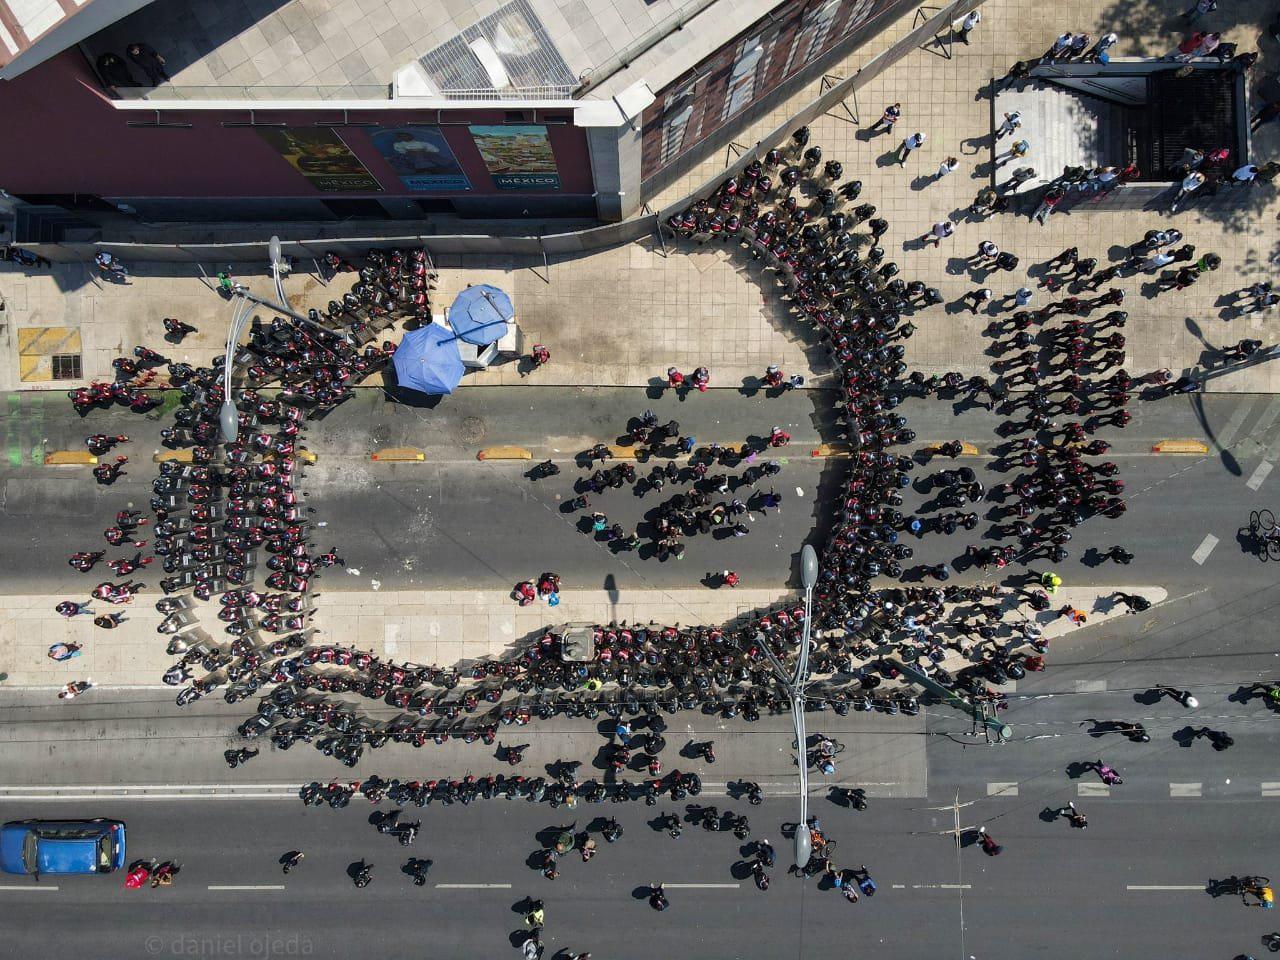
[[1172, 725, 1200, 748]]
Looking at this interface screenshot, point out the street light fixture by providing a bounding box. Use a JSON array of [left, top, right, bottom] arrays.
[[758, 544, 820, 871]]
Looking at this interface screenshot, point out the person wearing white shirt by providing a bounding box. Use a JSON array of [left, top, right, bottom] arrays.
[[958, 9, 981, 43], [1230, 164, 1259, 184], [996, 110, 1022, 138]]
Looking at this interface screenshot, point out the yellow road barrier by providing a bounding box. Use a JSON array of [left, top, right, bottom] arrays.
[[476, 446, 531, 461], [371, 447, 426, 462], [44, 451, 97, 466], [810, 443, 852, 458], [1152, 439, 1209, 454], [153, 449, 193, 463], [924, 442, 981, 456]]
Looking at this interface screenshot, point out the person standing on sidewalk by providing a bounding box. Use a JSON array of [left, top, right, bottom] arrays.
[[920, 220, 954, 246], [1171, 170, 1205, 211], [956, 8, 981, 43], [1032, 186, 1066, 225], [935, 156, 959, 181], [869, 102, 901, 133], [896, 132, 926, 165]]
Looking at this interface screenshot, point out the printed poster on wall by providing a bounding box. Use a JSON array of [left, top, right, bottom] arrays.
[[368, 126, 471, 191], [256, 127, 382, 193], [468, 124, 560, 190]]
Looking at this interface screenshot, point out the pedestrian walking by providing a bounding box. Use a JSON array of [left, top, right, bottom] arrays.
[[1182, 0, 1216, 22], [963, 288, 993, 313], [996, 110, 1022, 138], [896, 132, 926, 165], [1032, 186, 1066, 225], [1170, 171, 1205, 211], [974, 240, 1000, 264], [1083, 31, 1118, 62], [126, 42, 169, 84], [1229, 163, 1259, 185], [47, 642, 82, 661], [55, 600, 92, 618], [996, 59, 1031, 89], [870, 102, 901, 133], [1014, 287, 1034, 307], [996, 139, 1030, 167], [1066, 33, 1091, 60], [1251, 100, 1280, 132], [921, 220, 954, 246], [935, 156, 959, 180], [956, 8, 981, 43], [1046, 32, 1073, 62]]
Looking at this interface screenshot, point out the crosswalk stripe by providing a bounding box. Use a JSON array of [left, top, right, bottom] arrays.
[[1214, 397, 1257, 449], [1169, 782, 1201, 798], [986, 782, 1018, 797], [1077, 783, 1110, 797], [1191, 534, 1218, 565], [1247, 461, 1274, 491], [1261, 782, 1280, 797]]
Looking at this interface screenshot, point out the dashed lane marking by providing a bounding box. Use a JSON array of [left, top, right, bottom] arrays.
[[664, 883, 740, 889], [0, 885, 58, 891], [1261, 782, 1280, 797], [436, 884, 513, 889], [1074, 680, 1107, 693], [1169, 782, 1202, 798], [1126, 885, 1204, 891], [207, 885, 286, 891], [986, 782, 1018, 797], [1190, 534, 1219, 565], [1077, 783, 1111, 797]]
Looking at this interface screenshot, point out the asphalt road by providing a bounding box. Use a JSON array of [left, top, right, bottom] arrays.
[[4, 387, 1280, 594]]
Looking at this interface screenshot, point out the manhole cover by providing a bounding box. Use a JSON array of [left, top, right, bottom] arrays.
[[460, 417, 487, 443]]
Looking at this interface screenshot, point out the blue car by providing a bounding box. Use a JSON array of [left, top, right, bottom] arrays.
[[0, 819, 127, 876]]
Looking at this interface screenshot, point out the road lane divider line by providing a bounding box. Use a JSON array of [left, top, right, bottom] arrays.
[[1077, 783, 1110, 797], [0, 885, 58, 891], [1260, 782, 1280, 797], [664, 883, 740, 889], [207, 885, 286, 891], [1169, 782, 1202, 798], [436, 883, 512, 889], [1126, 885, 1204, 891], [1190, 534, 1219, 565]]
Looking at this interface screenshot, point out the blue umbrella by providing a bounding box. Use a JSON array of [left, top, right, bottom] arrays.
[[393, 324, 465, 395], [447, 284, 513, 346]]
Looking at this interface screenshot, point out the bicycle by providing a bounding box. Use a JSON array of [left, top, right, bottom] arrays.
[[1247, 510, 1280, 561]]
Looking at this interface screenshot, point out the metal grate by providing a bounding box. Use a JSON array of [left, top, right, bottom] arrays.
[[419, 0, 576, 99], [51, 354, 81, 380]]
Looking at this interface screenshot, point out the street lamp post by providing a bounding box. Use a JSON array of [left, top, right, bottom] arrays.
[[758, 545, 820, 871], [219, 237, 352, 443]]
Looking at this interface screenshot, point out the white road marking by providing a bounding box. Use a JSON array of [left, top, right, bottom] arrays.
[[664, 883, 740, 889], [207, 885, 285, 891], [986, 782, 1018, 797], [1126, 885, 1204, 891], [913, 883, 971, 889], [435, 883, 513, 889], [1261, 781, 1280, 797], [1214, 398, 1257, 450], [1169, 782, 1202, 798], [0, 885, 58, 891], [1074, 680, 1107, 693], [1190, 534, 1219, 565], [1077, 783, 1111, 797], [1246, 461, 1273, 491]]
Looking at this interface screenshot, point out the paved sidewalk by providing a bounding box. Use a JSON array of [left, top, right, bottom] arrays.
[[4, 583, 1164, 687]]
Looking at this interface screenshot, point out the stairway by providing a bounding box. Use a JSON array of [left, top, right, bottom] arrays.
[[992, 82, 1135, 193], [12, 205, 99, 244]]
